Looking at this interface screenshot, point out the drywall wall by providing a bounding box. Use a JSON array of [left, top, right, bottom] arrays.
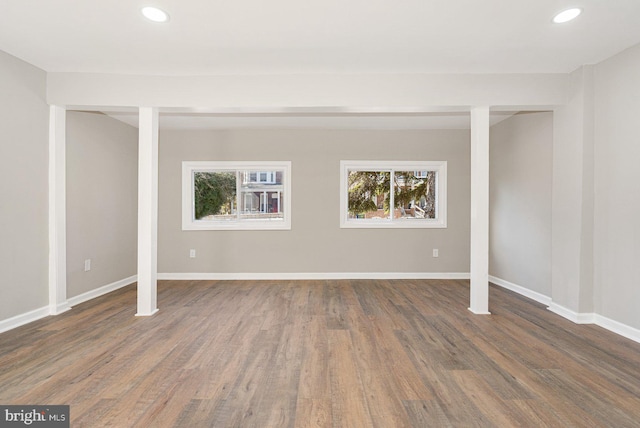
[[0, 51, 49, 320], [66, 111, 138, 298], [551, 66, 596, 314], [593, 43, 640, 330], [158, 129, 470, 275], [489, 112, 553, 297]]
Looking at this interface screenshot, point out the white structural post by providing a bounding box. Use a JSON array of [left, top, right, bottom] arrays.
[[48, 105, 71, 315], [469, 106, 491, 314], [136, 107, 159, 316]]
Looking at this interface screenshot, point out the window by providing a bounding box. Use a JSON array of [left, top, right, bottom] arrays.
[[182, 161, 291, 230], [340, 160, 447, 228]]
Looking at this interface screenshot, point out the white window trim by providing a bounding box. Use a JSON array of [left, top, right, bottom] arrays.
[[340, 160, 447, 229], [182, 161, 291, 231]]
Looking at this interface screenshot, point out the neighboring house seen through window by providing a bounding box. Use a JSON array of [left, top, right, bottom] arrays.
[[182, 161, 291, 230]]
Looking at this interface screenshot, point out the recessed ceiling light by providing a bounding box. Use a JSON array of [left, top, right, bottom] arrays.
[[141, 6, 169, 23], [553, 8, 582, 24]]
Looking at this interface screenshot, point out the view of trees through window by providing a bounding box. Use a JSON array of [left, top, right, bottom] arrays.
[[194, 172, 236, 219], [348, 170, 436, 220]]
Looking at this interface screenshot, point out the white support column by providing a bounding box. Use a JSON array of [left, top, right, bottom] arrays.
[[469, 106, 491, 315], [136, 107, 159, 316], [48, 105, 72, 315]]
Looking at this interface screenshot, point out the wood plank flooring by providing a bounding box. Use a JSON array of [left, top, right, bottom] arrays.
[[1, 279, 640, 427]]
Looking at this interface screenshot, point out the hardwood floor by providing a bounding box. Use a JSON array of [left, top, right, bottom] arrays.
[[1, 279, 640, 427]]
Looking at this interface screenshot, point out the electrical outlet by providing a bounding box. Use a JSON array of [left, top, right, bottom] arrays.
[[189, 249, 196, 258], [432, 249, 439, 258], [84, 259, 91, 271]]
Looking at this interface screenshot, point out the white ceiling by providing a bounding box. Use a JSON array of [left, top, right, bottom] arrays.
[[3, 1, 637, 130], [1, 0, 640, 76]]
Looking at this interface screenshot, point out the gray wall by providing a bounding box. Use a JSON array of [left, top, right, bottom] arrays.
[[66, 111, 138, 298], [0, 51, 49, 320], [158, 129, 470, 274], [593, 43, 640, 329], [490, 112, 553, 296], [551, 66, 596, 314]]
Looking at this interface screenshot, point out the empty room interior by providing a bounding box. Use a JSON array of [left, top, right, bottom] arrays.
[[1, 1, 640, 426]]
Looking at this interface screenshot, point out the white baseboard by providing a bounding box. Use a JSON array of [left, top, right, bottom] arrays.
[[489, 275, 552, 306], [547, 303, 640, 343], [1, 276, 137, 335], [50, 301, 73, 315], [0, 306, 50, 334], [67, 275, 137, 307], [489, 276, 640, 344], [547, 302, 596, 324], [157, 272, 471, 281], [593, 314, 640, 344]]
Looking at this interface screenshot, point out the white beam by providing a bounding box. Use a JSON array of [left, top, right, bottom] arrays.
[[48, 105, 72, 315], [469, 106, 491, 314], [47, 73, 568, 110], [136, 107, 159, 316]]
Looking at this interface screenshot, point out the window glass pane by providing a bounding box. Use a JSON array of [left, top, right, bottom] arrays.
[[347, 170, 391, 220], [239, 169, 284, 221], [184, 161, 290, 230], [394, 170, 437, 219], [193, 171, 237, 221], [340, 160, 445, 229]]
